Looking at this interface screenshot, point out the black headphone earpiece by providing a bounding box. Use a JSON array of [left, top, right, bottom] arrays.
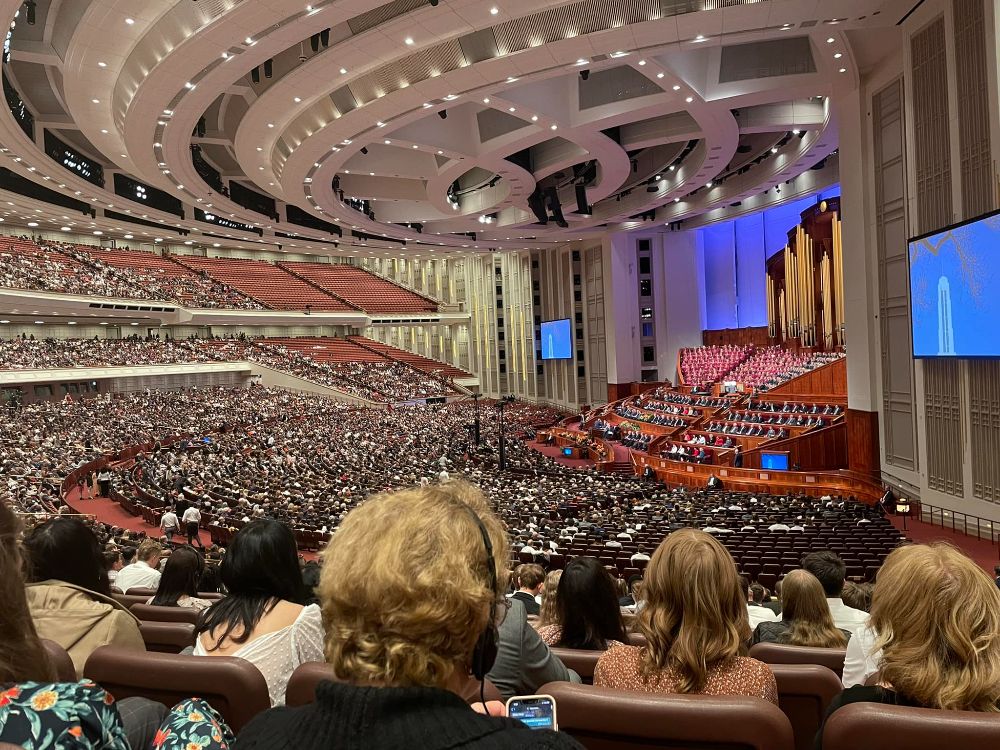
[[463, 506, 500, 681]]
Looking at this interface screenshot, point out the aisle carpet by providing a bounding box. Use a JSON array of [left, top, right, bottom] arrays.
[[888, 513, 999, 571]]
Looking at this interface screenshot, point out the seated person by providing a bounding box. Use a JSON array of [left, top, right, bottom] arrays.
[[234, 482, 581, 749], [149, 545, 214, 610], [537, 557, 627, 650], [594, 529, 777, 703], [1, 500, 230, 750], [752, 570, 850, 647], [113, 538, 163, 593], [510, 563, 544, 616], [818, 543, 1000, 748], [193, 519, 324, 705], [23, 517, 144, 677]]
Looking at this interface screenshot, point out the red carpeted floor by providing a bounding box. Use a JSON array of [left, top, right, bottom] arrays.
[[64, 487, 215, 546], [889, 513, 1000, 571]]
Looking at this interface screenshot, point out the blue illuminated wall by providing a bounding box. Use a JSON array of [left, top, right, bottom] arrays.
[[700, 186, 841, 330]]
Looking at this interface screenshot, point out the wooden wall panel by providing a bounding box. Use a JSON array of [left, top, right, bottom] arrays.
[[765, 357, 847, 399], [846, 409, 881, 476], [702, 326, 771, 348], [744, 422, 848, 472]]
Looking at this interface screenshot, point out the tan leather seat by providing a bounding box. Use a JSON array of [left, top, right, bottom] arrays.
[[129, 603, 202, 625], [549, 647, 603, 684], [139, 621, 196, 653], [83, 646, 269, 732], [822, 701, 1000, 750], [41, 639, 76, 682], [769, 664, 843, 750], [540, 681, 795, 750], [285, 662, 503, 708], [749, 642, 847, 678]]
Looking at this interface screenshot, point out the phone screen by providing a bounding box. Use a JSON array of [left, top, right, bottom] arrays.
[[507, 697, 555, 730]]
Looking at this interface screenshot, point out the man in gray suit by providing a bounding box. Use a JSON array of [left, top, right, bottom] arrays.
[[487, 598, 581, 700]]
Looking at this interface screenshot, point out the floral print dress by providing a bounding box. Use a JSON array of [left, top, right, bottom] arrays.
[[0, 681, 234, 750]]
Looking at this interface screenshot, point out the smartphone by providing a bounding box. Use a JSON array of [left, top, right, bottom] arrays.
[[506, 694, 557, 731]]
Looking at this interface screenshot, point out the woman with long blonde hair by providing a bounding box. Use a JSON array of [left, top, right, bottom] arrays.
[[819, 543, 1000, 746], [752, 569, 849, 648], [537, 569, 562, 627], [594, 528, 777, 703]]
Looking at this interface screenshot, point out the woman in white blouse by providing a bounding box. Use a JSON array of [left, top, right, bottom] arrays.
[[192, 520, 324, 705]]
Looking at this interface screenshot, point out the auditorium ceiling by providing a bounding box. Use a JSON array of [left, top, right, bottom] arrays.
[[0, 0, 913, 255]]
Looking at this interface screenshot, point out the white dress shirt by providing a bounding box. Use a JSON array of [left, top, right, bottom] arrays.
[[747, 603, 780, 629], [826, 597, 869, 632], [842, 621, 880, 687], [115, 560, 162, 593], [182, 507, 202, 525]]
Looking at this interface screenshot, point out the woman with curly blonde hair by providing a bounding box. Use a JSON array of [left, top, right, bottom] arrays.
[[234, 482, 582, 749], [818, 543, 1000, 746], [594, 528, 777, 703]]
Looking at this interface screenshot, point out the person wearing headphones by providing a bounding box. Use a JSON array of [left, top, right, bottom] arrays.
[[233, 481, 581, 749]]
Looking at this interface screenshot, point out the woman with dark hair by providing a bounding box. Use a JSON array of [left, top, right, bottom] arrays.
[[149, 546, 213, 610], [193, 519, 324, 705], [536, 557, 626, 650], [23, 517, 144, 677]]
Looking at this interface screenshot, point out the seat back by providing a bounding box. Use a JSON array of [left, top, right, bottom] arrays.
[[540, 681, 795, 750], [285, 662, 502, 708], [749, 642, 846, 678], [822, 702, 1000, 750], [84, 646, 269, 732], [769, 664, 843, 750], [112, 592, 151, 610], [41, 639, 76, 682], [139, 621, 196, 653], [130, 603, 202, 625], [549, 647, 603, 684]]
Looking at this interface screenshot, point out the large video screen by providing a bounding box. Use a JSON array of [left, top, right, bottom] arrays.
[[760, 452, 790, 471], [540, 318, 573, 360], [910, 210, 1000, 357]]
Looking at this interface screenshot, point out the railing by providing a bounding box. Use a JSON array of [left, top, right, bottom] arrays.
[[913, 501, 1000, 557]]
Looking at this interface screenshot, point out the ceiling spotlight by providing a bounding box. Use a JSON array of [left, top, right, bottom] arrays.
[[771, 147, 778, 154], [340, 67, 347, 74], [294, 96, 302, 102], [792, 129, 802, 135], [438, 110, 448, 119], [125, 17, 134, 25], [550, 124, 557, 130], [384, 139, 391, 144], [404, 36, 414, 45], [638, 59, 646, 65], [826, 37, 835, 43], [531, 115, 538, 121], [360, 147, 369, 154], [490, 6, 498, 13], [656, 72, 664, 79], [834, 52, 843, 59], [839, 67, 847, 73], [97, 61, 107, 68], [579, 69, 590, 81], [685, 96, 694, 103], [672, 85, 681, 91], [694, 34, 705, 41]]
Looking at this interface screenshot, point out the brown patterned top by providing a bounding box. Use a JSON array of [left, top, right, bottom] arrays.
[[594, 644, 778, 704], [537, 624, 625, 650]]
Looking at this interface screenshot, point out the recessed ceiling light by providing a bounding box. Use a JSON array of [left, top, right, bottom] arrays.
[[256, 147, 263, 151], [550, 124, 557, 130], [93, 230, 103, 235], [771, 147, 778, 154], [531, 115, 538, 121], [412, 144, 419, 149], [839, 67, 847, 73], [97, 61, 107, 68], [124, 234, 133, 239], [638, 59, 646, 65], [490, 6, 499, 13], [834, 52, 842, 59], [101, 129, 109, 134], [694, 34, 705, 41], [245, 37, 253, 44], [125, 18, 134, 25], [27, 221, 37, 227], [404, 37, 414, 45], [92, 98, 100, 103], [656, 72, 664, 79], [508, 107, 516, 112], [685, 96, 694, 103], [385, 139, 392, 144], [294, 96, 302, 102], [267, 123, 274, 128], [827, 37, 835, 43], [483, 98, 490, 104], [672, 85, 681, 91], [575, 58, 588, 66], [340, 68, 347, 74], [437, 150, 443, 154]]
